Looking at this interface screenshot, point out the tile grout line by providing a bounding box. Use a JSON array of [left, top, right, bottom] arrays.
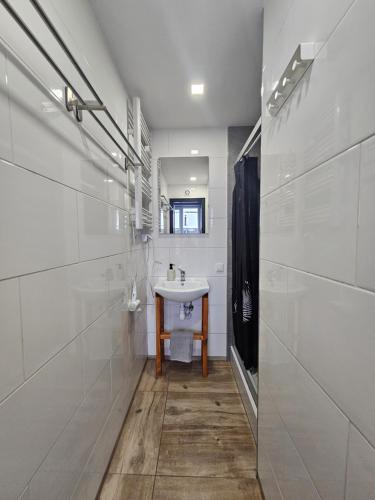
[[150, 376, 168, 499]]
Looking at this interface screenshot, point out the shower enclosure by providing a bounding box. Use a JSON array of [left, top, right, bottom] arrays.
[[227, 122, 261, 439]]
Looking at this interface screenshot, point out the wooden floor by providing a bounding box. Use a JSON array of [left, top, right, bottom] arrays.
[[99, 359, 261, 500]]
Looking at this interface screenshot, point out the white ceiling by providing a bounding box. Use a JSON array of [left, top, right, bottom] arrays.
[[90, 0, 263, 129], [161, 157, 209, 185]]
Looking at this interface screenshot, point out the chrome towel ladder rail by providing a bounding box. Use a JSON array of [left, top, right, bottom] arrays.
[[0, 0, 143, 172]]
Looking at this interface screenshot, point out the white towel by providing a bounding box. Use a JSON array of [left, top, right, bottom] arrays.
[[170, 330, 194, 363]]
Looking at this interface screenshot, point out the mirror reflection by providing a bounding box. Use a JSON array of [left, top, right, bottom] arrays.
[[159, 156, 209, 235]]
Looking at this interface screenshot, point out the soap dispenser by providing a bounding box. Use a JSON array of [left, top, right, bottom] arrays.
[[167, 263, 176, 281]]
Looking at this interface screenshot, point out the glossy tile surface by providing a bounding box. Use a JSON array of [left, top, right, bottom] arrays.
[[0, 3, 147, 498], [20, 259, 110, 377], [150, 128, 227, 358], [0, 160, 79, 279], [77, 193, 129, 260], [27, 363, 112, 500], [147, 301, 226, 335], [0, 339, 83, 500], [346, 425, 375, 500], [259, 322, 349, 500], [288, 269, 375, 447], [169, 247, 226, 277], [7, 54, 96, 192], [0, 47, 12, 162], [357, 135, 375, 291], [259, 260, 288, 347], [259, 1, 374, 498], [0, 278, 23, 402], [81, 304, 123, 394], [261, 0, 374, 195], [208, 188, 227, 218], [261, 146, 360, 283]]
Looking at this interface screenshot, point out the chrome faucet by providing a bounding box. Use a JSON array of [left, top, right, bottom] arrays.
[[178, 266, 186, 283]]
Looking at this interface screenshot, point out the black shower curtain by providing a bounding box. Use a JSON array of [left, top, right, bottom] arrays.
[[232, 156, 259, 373]]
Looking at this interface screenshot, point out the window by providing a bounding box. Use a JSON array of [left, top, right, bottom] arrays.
[[169, 198, 205, 234]]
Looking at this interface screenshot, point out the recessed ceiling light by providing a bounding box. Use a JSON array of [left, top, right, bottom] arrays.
[[191, 83, 204, 95], [190, 149, 199, 155], [190, 176, 197, 181]]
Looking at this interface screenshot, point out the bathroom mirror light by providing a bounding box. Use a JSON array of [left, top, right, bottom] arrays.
[[266, 42, 318, 117]]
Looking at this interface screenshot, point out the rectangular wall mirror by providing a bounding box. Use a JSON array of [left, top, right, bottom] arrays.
[[158, 156, 209, 235]]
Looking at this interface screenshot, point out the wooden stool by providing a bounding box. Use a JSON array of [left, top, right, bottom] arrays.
[[155, 293, 208, 377]]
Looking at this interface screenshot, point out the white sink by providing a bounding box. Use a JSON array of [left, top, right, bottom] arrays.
[[154, 278, 209, 302]]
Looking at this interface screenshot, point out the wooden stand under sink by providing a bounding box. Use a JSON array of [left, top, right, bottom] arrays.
[[155, 293, 209, 377]]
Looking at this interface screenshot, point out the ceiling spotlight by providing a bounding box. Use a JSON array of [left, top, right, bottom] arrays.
[[190, 149, 199, 155], [190, 176, 197, 181], [191, 83, 204, 95]]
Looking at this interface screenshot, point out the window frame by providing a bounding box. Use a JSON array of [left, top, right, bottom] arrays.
[[169, 197, 206, 234]]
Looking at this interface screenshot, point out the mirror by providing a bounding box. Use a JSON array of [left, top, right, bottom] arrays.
[[158, 156, 209, 235]]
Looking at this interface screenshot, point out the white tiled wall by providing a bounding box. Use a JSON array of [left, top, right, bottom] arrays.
[[259, 1, 375, 499], [149, 128, 228, 357], [0, 1, 147, 498]]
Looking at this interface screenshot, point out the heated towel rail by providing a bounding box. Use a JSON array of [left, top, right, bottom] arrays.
[[0, 0, 144, 173]]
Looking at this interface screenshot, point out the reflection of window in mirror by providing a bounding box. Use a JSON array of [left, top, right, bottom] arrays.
[[159, 156, 209, 235], [170, 198, 205, 234]]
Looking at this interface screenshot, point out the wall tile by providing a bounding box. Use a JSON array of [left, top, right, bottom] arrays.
[[261, 0, 374, 195], [346, 425, 375, 500], [259, 260, 288, 348], [0, 160, 79, 279], [0, 47, 12, 162], [81, 304, 123, 394], [7, 55, 96, 194], [208, 188, 227, 218], [147, 333, 227, 357], [209, 157, 227, 188], [147, 300, 226, 335], [288, 269, 375, 447], [0, 339, 83, 500], [0, 3, 144, 499], [261, 146, 360, 283], [154, 218, 226, 249], [258, 416, 321, 500], [20, 259, 109, 377], [259, 321, 349, 500], [150, 247, 171, 277], [0, 279, 23, 402], [206, 276, 227, 305], [27, 363, 111, 500], [357, 135, 375, 291], [169, 247, 226, 277], [151, 128, 227, 360], [77, 193, 129, 260], [107, 253, 128, 305]]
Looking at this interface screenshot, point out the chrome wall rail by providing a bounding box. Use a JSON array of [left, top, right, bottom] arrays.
[[236, 117, 261, 163], [0, 0, 143, 171]]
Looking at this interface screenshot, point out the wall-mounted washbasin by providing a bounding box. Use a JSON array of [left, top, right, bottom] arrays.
[[154, 278, 209, 302]]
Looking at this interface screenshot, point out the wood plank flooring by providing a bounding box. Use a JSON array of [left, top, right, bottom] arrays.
[[99, 360, 261, 500]]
